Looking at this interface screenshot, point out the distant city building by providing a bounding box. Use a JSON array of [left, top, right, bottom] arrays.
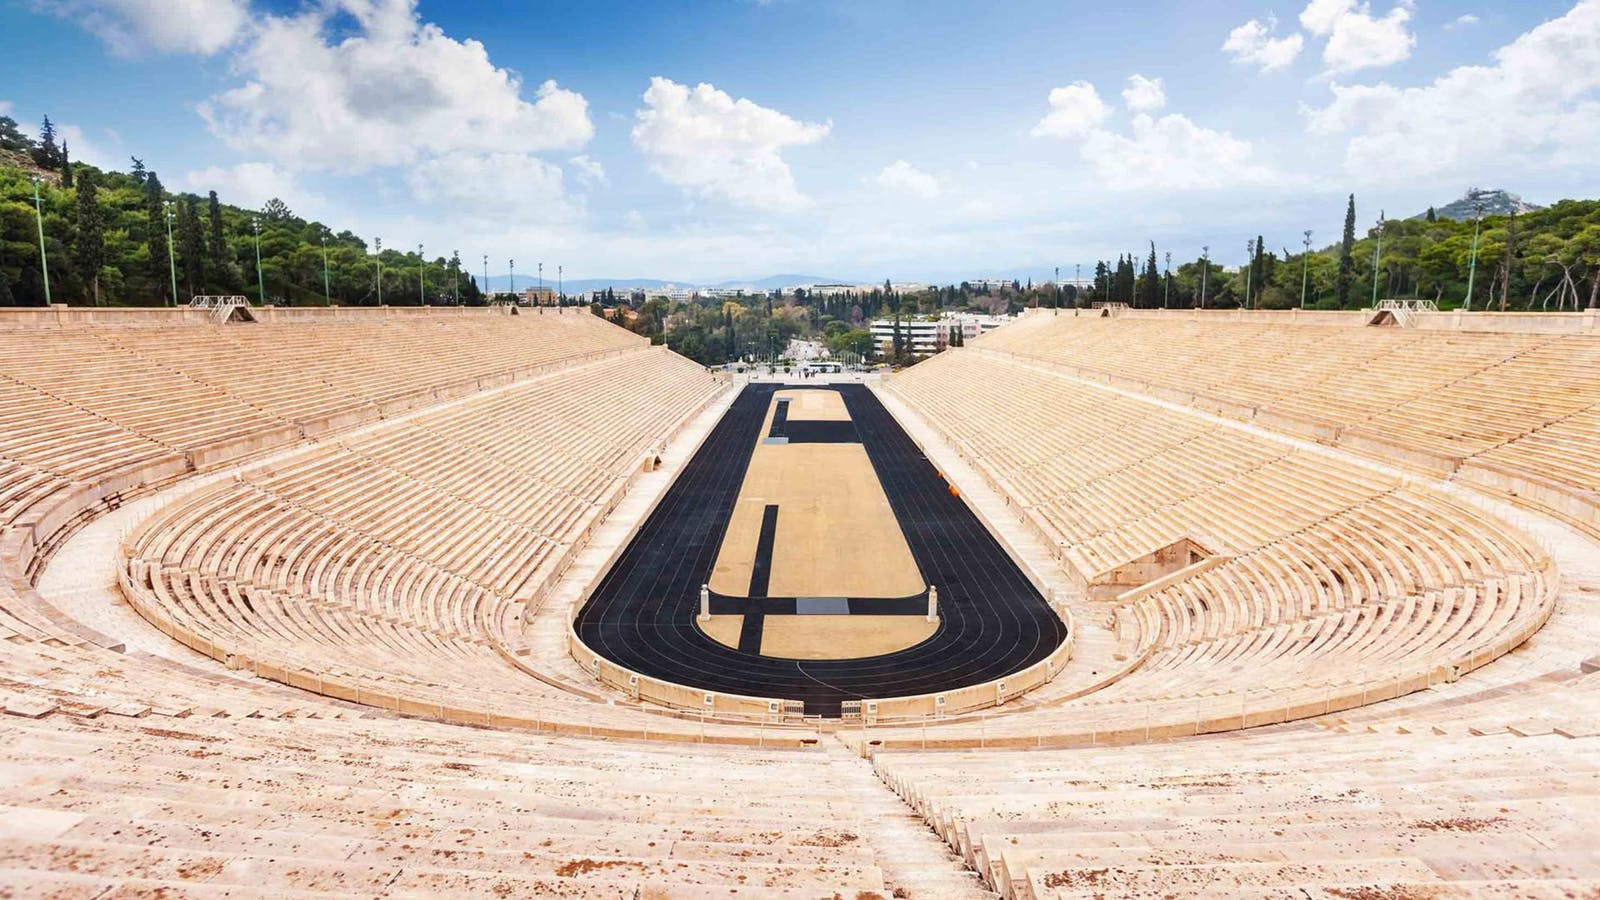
[[522, 286, 558, 305], [805, 283, 868, 297], [869, 311, 1011, 356]]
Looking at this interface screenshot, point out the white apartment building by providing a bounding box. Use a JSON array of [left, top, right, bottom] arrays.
[[869, 311, 1012, 356]]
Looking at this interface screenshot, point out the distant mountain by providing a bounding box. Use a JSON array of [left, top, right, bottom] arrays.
[[713, 274, 849, 290], [479, 274, 850, 294], [479, 276, 678, 294], [1417, 188, 1544, 222]]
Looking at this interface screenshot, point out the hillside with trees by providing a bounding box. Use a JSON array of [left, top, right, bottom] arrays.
[[6, 110, 1597, 325], [1083, 194, 1600, 312], [1, 114, 484, 308]]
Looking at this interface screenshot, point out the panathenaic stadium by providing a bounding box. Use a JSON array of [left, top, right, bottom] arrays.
[[2, 302, 1598, 899]]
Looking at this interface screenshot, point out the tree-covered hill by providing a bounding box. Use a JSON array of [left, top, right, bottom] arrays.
[[1084, 195, 1600, 312], [1, 114, 484, 308]]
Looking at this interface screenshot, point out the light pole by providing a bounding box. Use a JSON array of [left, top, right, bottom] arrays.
[[253, 218, 265, 306], [538, 262, 543, 303], [375, 237, 383, 305], [482, 254, 489, 303], [558, 265, 563, 306], [1200, 246, 1209, 309], [1371, 212, 1386, 307], [1244, 239, 1254, 310], [165, 202, 178, 306], [418, 243, 425, 306], [320, 233, 331, 306], [1163, 251, 1171, 309], [1300, 230, 1313, 309], [1464, 201, 1485, 312], [453, 250, 460, 305], [509, 259, 515, 297], [1075, 263, 1081, 308], [30, 177, 52, 306]]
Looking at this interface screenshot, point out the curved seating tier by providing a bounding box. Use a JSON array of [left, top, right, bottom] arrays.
[[1, 308, 1597, 896], [120, 348, 727, 730], [975, 312, 1600, 536], [0, 699, 897, 898], [879, 349, 1555, 746], [871, 700, 1600, 899]]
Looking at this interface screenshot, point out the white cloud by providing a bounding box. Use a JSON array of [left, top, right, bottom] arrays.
[[1300, 0, 1416, 74], [1222, 16, 1306, 72], [199, 0, 593, 173], [54, 123, 118, 170], [14, 115, 119, 170], [1030, 81, 1110, 139], [1032, 79, 1276, 189], [1300, 0, 1353, 34], [630, 77, 830, 212], [568, 154, 606, 186], [1305, 0, 1600, 179], [1121, 75, 1167, 112], [874, 160, 941, 198], [180, 162, 313, 211], [0, 100, 12, 116], [405, 152, 575, 219], [46, 0, 248, 56], [1447, 14, 1480, 29], [1081, 113, 1276, 189]]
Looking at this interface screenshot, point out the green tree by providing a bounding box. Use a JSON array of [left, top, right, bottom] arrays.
[[73, 168, 106, 306], [206, 190, 229, 289], [31, 116, 59, 170], [1337, 194, 1356, 308], [0, 116, 29, 152], [142, 170, 168, 301], [177, 195, 206, 299]]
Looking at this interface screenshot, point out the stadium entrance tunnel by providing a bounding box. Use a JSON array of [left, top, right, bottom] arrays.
[[572, 383, 1070, 717]]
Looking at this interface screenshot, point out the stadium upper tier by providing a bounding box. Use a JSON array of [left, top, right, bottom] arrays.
[[973, 310, 1600, 538], [0, 306, 1596, 897]]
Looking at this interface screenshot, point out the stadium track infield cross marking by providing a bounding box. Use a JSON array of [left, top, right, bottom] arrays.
[[573, 383, 1068, 716]]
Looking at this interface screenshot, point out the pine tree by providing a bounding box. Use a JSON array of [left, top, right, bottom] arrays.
[[1137, 244, 1161, 308], [1426, 207, 1437, 223], [1337, 194, 1356, 309], [144, 172, 168, 300], [60, 143, 73, 187], [0, 115, 28, 152], [32, 116, 59, 169], [206, 191, 227, 285], [130, 156, 147, 186], [74, 169, 106, 306], [178, 195, 207, 299]]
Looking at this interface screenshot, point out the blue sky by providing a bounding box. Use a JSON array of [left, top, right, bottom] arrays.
[[2, 0, 1595, 283]]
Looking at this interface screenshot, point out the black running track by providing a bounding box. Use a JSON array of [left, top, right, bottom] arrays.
[[573, 383, 1067, 716]]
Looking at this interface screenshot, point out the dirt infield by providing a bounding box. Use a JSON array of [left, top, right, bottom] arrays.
[[760, 614, 938, 660], [709, 440, 923, 599]]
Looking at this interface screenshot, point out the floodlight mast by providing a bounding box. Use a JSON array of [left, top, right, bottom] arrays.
[[31, 177, 52, 306], [1300, 230, 1313, 310], [254, 218, 266, 306], [1163, 251, 1171, 309], [1464, 201, 1486, 312], [1371, 212, 1386, 308], [165, 202, 178, 306]]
